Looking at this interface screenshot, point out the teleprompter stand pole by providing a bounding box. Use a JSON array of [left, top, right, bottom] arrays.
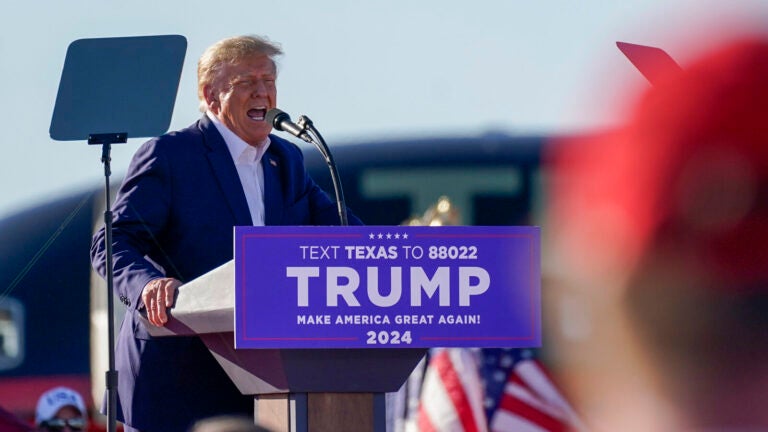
[[50, 34, 186, 432], [89, 132, 127, 432]]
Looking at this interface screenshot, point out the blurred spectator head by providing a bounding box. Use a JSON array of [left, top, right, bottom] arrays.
[[34, 387, 87, 431], [547, 35, 768, 431]]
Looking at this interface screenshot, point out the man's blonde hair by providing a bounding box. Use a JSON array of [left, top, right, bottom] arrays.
[[197, 35, 283, 112]]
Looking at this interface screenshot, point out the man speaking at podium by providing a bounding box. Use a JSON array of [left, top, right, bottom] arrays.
[[91, 35, 361, 432]]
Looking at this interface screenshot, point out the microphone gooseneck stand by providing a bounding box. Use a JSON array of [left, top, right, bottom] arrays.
[[296, 115, 349, 227], [88, 132, 126, 432], [265, 108, 348, 226]]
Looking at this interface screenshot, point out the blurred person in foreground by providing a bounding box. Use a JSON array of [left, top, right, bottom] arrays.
[[547, 36, 768, 431], [90, 35, 361, 432], [35, 387, 87, 432]]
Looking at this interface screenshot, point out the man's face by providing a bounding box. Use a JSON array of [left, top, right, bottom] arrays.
[[206, 55, 277, 147]]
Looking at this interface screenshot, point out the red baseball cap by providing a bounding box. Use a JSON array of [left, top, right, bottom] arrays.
[[548, 37, 768, 292]]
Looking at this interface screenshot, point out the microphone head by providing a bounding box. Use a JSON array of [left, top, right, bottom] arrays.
[[265, 108, 290, 131]]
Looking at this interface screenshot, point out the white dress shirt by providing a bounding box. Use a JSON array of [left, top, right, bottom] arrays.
[[206, 111, 270, 226]]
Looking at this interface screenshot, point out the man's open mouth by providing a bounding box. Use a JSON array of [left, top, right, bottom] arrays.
[[247, 107, 267, 121]]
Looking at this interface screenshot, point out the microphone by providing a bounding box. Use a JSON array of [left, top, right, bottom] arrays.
[[266, 108, 349, 226], [266, 108, 312, 143]]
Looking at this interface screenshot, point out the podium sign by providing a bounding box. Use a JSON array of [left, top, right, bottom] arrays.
[[234, 226, 540, 349]]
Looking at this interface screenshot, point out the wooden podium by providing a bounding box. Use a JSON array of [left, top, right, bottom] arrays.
[[142, 261, 426, 432]]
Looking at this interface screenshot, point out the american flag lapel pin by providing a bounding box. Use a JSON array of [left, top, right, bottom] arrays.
[[269, 158, 278, 167]]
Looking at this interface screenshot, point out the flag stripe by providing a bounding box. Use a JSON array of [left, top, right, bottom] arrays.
[[516, 361, 568, 407], [432, 350, 481, 432], [491, 410, 549, 432], [515, 360, 588, 431], [504, 382, 567, 419], [417, 404, 438, 432], [419, 352, 467, 432], [496, 390, 571, 432], [419, 367, 460, 431]]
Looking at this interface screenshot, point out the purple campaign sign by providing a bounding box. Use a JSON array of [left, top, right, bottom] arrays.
[[234, 226, 540, 349]]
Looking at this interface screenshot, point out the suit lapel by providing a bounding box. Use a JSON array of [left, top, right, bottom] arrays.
[[263, 145, 284, 226], [199, 116, 253, 226]]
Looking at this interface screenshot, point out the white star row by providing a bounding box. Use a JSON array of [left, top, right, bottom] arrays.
[[368, 232, 409, 240]]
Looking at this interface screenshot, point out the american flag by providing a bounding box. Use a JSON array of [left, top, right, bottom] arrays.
[[483, 349, 586, 432], [418, 349, 488, 432], [394, 348, 586, 432]]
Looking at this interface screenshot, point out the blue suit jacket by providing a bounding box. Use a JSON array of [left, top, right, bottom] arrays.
[[91, 116, 361, 431]]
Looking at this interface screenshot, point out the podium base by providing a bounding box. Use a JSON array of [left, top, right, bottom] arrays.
[[200, 332, 426, 394], [256, 393, 385, 432]]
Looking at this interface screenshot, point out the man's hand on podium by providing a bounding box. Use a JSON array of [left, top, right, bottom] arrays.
[[142, 277, 182, 327]]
